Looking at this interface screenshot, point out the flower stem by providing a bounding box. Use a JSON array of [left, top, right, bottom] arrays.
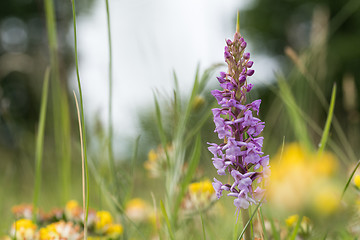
[[241, 209, 251, 240]]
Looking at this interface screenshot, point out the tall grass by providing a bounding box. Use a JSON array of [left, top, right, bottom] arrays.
[[70, 0, 89, 235], [32, 67, 50, 222], [105, 0, 116, 186], [44, 0, 72, 204]]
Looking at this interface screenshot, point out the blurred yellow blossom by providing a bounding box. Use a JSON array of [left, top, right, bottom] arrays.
[[182, 179, 216, 211], [65, 200, 82, 221], [125, 198, 152, 223], [106, 223, 124, 238], [39, 221, 82, 240], [95, 211, 113, 233], [144, 145, 172, 178], [285, 214, 311, 229], [285, 214, 299, 228], [10, 219, 37, 240], [313, 186, 340, 215], [268, 143, 339, 214]]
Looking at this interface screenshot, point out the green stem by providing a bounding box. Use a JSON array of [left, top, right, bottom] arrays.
[[71, 0, 89, 235], [241, 209, 251, 240], [44, 0, 71, 204], [33, 67, 50, 222], [105, 0, 116, 185]]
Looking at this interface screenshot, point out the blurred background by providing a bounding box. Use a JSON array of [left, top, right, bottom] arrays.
[[0, 0, 360, 237]]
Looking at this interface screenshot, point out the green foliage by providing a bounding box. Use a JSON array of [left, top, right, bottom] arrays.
[[32, 67, 50, 222]]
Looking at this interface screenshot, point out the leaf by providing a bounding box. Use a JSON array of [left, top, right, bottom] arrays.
[[318, 83, 336, 155], [160, 200, 175, 240], [33, 67, 50, 222]]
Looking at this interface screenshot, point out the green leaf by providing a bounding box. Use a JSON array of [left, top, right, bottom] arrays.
[[277, 73, 312, 150], [259, 208, 269, 240], [173, 135, 202, 220], [160, 200, 175, 240], [342, 159, 360, 199], [154, 95, 170, 166], [289, 215, 302, 240], [71, 1, 89, 237], [318, 83, 336, 155], [33, 67, 50, 222], [200, 212, 207, 240]]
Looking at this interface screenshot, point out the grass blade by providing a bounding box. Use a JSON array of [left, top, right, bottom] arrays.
[[154, 95, 170, 165], [342, 159, 360, 199], [200, 212, 207, 240], [44, 0, 72, 204], [289, 215, 302, 240], [73, 91, 87, 239], [105, 0, 116, 185], [277, 73, 312, 150], [70, 0, 89, 236], [318, 83, 336, 155], [259, 208, 268, 240], [160, 200, 175, 240], [173, 134, 202, 220], [32, 67, 50, 222]]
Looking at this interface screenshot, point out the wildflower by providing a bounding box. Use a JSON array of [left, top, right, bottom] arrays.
[[285, 214, 311, 228], [182, 179, 216, 211], [208, 30, 269, 211], [269, 143, 339, 214], [95, 211, 113, 234], [9, 219, 37, 240], [313, 186, 340, 215], [65, 200, 82, 221], [144, 145, 172, 178], [39, 221, 82, 240], [65, 200, 96, 227], [125, 198, 152, 223], [11, 204, 33, 220], [105, 223, 124, 238]]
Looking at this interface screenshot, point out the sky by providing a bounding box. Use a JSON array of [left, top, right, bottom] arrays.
[[69, 0, 278, 155]]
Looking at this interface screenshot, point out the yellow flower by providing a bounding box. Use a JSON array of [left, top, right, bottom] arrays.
[[313, 186, 340, 215], [10, 219, 37, 240], [95, 211, 113, 232], [285, 214, 299, 228], [268, 143, 339, 214], [125, 198, 151, 222], [66, 200, 79, 211], [65, 200, 82, 221], [189, 180, 215, 195], [106, 223, 124, 238], [39, 221, 82, 240], [144, 146, 172, 178], [183, 179, 216, 211]]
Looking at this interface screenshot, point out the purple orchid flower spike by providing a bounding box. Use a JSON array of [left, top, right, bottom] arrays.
[[208, 25, 269, 212]]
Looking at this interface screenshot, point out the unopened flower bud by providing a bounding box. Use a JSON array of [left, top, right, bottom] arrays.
[[239, 75, 247, 83], [240, 41, 247, 49], [246, 61, 253, 68], [247, 69, 255, 76]]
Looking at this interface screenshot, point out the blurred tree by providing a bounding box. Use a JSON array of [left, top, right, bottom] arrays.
[[240, 0, 360, 158], [0, 0, 94, 153]]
